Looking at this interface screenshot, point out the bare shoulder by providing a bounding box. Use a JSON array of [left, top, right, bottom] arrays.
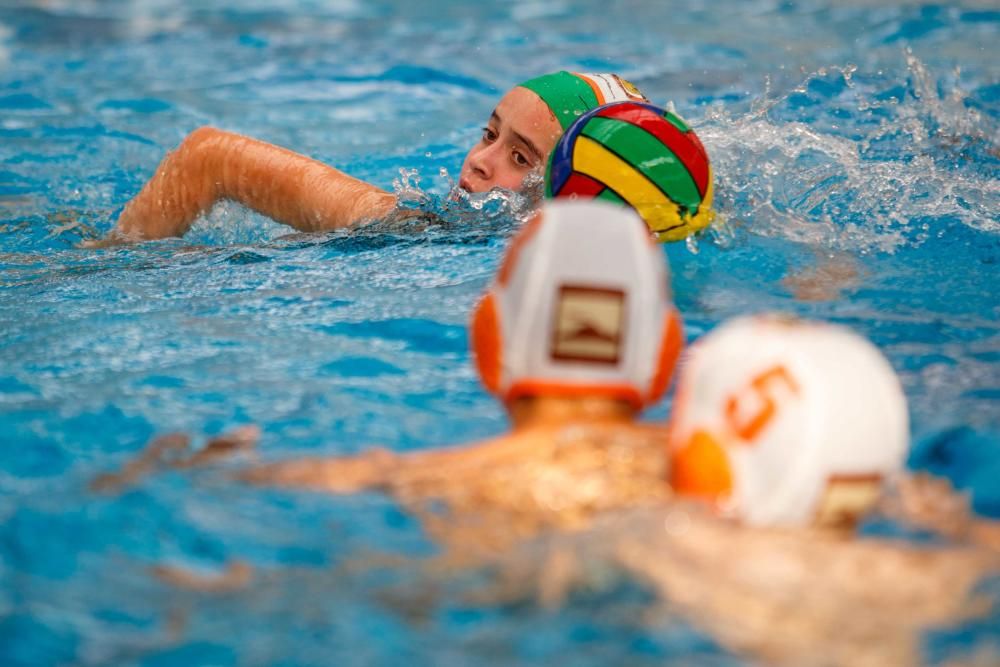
[[238, 446, 397, 493]]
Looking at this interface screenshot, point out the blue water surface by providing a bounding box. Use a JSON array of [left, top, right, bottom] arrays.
[[0, 1, 998, 665]]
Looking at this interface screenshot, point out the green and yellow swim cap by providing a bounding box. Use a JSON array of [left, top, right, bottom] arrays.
[[518, 71, 649, 130]]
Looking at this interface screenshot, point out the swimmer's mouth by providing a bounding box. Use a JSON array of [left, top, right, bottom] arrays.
[[458, 178, 472, 192]]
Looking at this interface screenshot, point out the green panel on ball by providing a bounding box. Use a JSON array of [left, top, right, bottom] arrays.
[[580, 117, 702, 214]]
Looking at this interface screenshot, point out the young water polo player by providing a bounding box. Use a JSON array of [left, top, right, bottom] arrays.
[[466, 316, 1000, 667], [104, 72, 651, 242], [94, 199, 685, 553], [239, 305, 1000, 533], [236, 199, 686, 553]]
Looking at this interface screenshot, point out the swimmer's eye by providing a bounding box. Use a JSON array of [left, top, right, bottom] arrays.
[[512, 150, 531, 168], [482, 127, 498, 143]]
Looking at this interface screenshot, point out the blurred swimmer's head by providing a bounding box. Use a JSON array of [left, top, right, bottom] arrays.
[[470, 199, 683, 413], [459, 72, 648, 194], [667, 315, 909, 528]]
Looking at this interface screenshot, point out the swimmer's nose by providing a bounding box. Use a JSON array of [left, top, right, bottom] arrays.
[[468, 141, 501, 182]]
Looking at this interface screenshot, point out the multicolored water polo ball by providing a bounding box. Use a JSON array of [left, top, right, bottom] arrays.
[[545, 101, 714, 243]]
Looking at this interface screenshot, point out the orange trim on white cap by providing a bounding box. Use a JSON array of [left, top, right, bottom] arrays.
[[670, 429, 734, 498], [472, 200, 682, 413], [575, 72, 607, 105], [471, 292, 503, 394], [648, 309, 684, 404], [497, 212, 544, 287], [505, 379, 645, 410]]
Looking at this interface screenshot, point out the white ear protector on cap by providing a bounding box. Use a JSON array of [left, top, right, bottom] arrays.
[[471, 200, 684, 410], [667, 315, 909, 527]]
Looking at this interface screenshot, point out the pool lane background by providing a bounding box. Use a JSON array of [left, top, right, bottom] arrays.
[[0, 1, 998, 665]]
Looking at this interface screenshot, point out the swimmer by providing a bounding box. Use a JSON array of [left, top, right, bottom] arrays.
[[401, 316, 1000, 667], [238, 199, 684, 555], [103, 72, 649, 243]]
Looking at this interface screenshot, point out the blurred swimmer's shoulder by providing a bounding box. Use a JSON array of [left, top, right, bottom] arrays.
[[240, 414, 671, 497], [240, 201, 682, 536]]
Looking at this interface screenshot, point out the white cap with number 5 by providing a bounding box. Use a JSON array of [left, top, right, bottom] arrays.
[[667, 315, 909, 527]]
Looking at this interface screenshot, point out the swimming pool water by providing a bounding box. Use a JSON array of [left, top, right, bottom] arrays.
[[0, 1, 998, 665]]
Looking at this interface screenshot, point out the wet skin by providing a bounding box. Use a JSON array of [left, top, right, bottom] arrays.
[[459, 86, 564, 193], [107, 86, 562, 242]]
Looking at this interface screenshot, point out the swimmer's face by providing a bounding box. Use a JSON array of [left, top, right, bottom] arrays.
[[459, 86, 563, 193]]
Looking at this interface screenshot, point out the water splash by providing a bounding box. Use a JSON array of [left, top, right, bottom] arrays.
[[684, 233, 699, 255], [698, 54, 999, 254], [183, 201, 290, 246], [381, 166, 539, 239], [391, 167, 430, 208]]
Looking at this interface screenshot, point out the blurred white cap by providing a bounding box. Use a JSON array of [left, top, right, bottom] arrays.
[[471, 200, 683, 410], [668, 315, 909, 527]]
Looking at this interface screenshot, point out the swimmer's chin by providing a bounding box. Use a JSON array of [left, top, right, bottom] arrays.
[[450, 180, 509, 201], [457, 177, 514, 194], [451, 179, 541, 211]]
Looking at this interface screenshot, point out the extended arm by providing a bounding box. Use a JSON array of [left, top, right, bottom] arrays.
[[112, 127, 397, 240], [237, 422, 668, 496], [238, 433, 534, 495]]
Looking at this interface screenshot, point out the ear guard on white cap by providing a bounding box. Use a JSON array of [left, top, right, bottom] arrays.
[[471, 200, 684, 410], [667, 315, 909, 527]]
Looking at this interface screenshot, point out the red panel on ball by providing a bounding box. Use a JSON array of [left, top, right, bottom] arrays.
[[558, 171, 607, 198]]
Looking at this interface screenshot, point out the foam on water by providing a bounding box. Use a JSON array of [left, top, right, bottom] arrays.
[[701, 53, 999, 254]]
